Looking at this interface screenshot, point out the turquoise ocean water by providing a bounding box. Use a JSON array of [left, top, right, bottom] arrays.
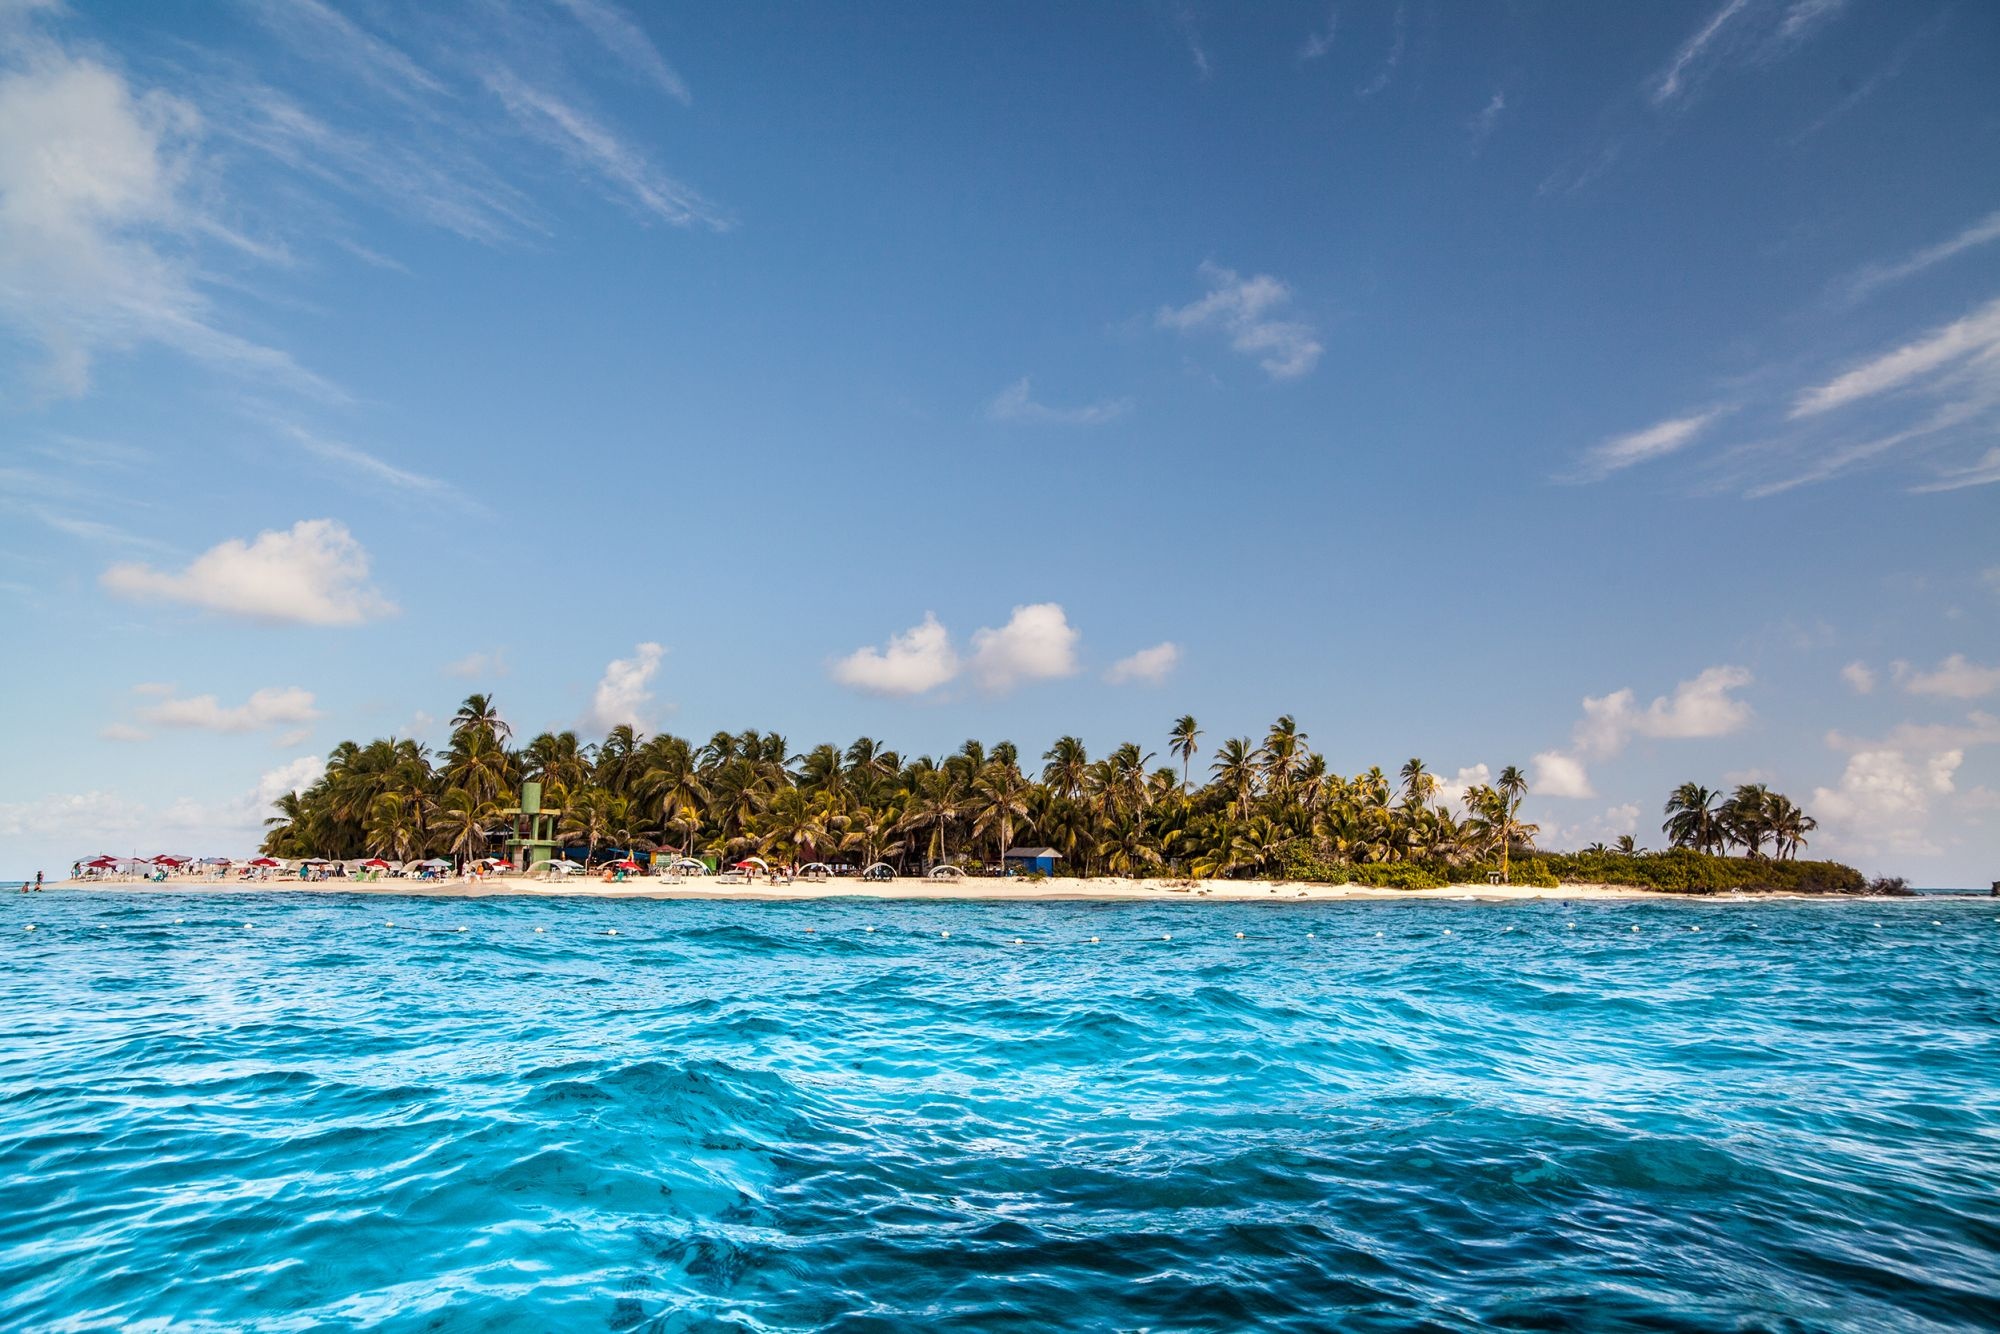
[[2, 891, 1996, 1332]]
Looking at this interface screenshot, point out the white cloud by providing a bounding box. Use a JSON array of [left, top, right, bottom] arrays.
[[832, 604, 1082, 697], [968, 603, 1080, 693], [0, 754, 325, 864], [136, 685, 320, 733], [0, 41, 328, 399], [1298, 6, 1338, 62], [831, 613, 960, 697], [1157, 261, 1322, 381], [1356, 1, 1405, 97], [101, 519, 394, 625], [1531, 750, 1595, 799], [1900, 653, 2000, 700], [1910, 446, 2000, 494], [444, 649, 509, 680], [1468, 91, 1506, 148], [1651, 0, 1753, 106], [1812, 747, 1960, 858], [1572, 665, 1755, 759], [1105, 642, 1180, 686], [1789, 296, 2000, 418], [99, 723, 150, 743], [1170, 4, 1211, 81], [1440, 763, 1491, 813], [482, 65, 722, 230], [548, 0, 691, 104], [987, 377, 1133, 426], [1841, 660, 1876, 694], [1532, 666, 1755, 806], [587, 641, 664, 730], [1841, 207, 2000, 304], [275, 422, 456, 500], [1568, 408, 1724, 481]]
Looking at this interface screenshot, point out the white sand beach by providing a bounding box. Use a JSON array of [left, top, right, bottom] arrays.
[[50, 874, 1824, 902]]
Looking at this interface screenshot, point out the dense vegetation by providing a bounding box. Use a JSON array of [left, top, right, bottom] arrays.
[[260, 696, 1857, 890]]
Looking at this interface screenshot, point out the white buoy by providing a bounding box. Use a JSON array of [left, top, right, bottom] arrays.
[[1090, 935, 1100, 943], [941, 930, 950, 939], [244, 923, 255, 930], [456, 925, 467, 933], [866, 926, 876, 933], [534, 926, 545, 934], [1162, 933, 1172, 941], [174, 917, 184, 925], [1013, 937, 1024, 946], [804, 927, 815, 933], [1504, 926, 1513, 932], [1307, 932, 1315, 939], [1691, 926, 1701, 932], [1932, 920, 1943, 927], [1235, 932, 1245, 939], [607, 928, 618, 936], [1443, 928, 1453, 935], [1631, 925, 1640, 932], [1375, 930, 1384, 937], [22, 924, 34, 932], [385, 920, 394, 927], [1567, 922, 1575, 929]]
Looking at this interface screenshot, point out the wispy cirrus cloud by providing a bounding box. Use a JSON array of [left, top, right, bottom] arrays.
[[1564, 408, 1726, 482], [1355, 1, 1405, 98], [1650, 0, 1754, 107], [1838, 208, 2000, 306], [548, 0, 691, 104], [1297, 6, 1338, 62], [986, 377, 1133, 426], [1790, 297, 2000, 419], [481, 65, 725, 229]]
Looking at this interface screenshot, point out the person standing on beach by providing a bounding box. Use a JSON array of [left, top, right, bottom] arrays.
[[34, 871, 44, 892]]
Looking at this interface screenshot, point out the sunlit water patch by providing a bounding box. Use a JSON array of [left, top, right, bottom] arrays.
[[3, 893, 1997, 1331]]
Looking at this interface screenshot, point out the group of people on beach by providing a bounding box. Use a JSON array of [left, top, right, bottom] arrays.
[[19, 872, 43, 892]]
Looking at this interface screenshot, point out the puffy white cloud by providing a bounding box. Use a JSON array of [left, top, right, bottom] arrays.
[[101, 519, 393, 625], [1573, 665, 1755, 759], [0, 755, 324, 864], [1812, 748, 1961, 857], [832, 604, 1082, 697], [1157, 262, 1322, 381], [137, 685, 320, 733], [831, 613, 960, 697], [1568, 409, 1723, 481], [986, 377, 1133, 426], [1899, 653, 2000, 700], [1841, 660, 1876, 694], [968, 603, 1080, 693], [1439, 763, 1492, 813], [587, 642, 664, 730], [1104, 641, 1180, 686], [1531, 750, 1595, 799]]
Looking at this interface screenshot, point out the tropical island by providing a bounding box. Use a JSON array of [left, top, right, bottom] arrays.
[[94, 694, 1863, 899]]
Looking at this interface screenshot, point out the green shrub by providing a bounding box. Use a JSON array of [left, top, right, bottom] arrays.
[[1275, 847, 1863, 894]]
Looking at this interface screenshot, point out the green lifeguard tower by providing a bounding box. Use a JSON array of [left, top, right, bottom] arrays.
[[503, 780, 561, 870]]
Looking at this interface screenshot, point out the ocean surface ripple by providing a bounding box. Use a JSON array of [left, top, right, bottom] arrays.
[[3, 893, 1997, 1332]]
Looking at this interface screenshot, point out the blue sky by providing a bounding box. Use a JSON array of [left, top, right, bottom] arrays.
[[2, 0, 1997, 883]]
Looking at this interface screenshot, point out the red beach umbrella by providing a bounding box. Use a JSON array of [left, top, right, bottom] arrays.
[[246, 857, 280, 868], [361, 858, 391, 869]]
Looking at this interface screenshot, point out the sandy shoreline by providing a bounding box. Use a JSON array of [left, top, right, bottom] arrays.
[[38, 875, 1917, 903]]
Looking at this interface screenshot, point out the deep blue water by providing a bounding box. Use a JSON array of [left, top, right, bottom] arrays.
[[2, 893, 1997, 1332]]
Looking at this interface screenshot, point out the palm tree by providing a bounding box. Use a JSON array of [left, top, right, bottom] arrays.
[[1262, 715, 1306, 797], [1041, 736, 1090, 800], [1614, 834, 1640, 855], [451, 693, 511, 745], [971, 762, 1033, 868], [1211, 738, 1260, 819], [1724, 784, 1777, 857], [1399, 757, 1436, 809], [1169, 715, 1202, 790], [1490, 765, 1530, 883], [902, 768, 963, 867], [435, 789, 498, 865], [558, 787, 617, 864], [1767, 794, 1816, 859], [1663, 783, 1724, 854]]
